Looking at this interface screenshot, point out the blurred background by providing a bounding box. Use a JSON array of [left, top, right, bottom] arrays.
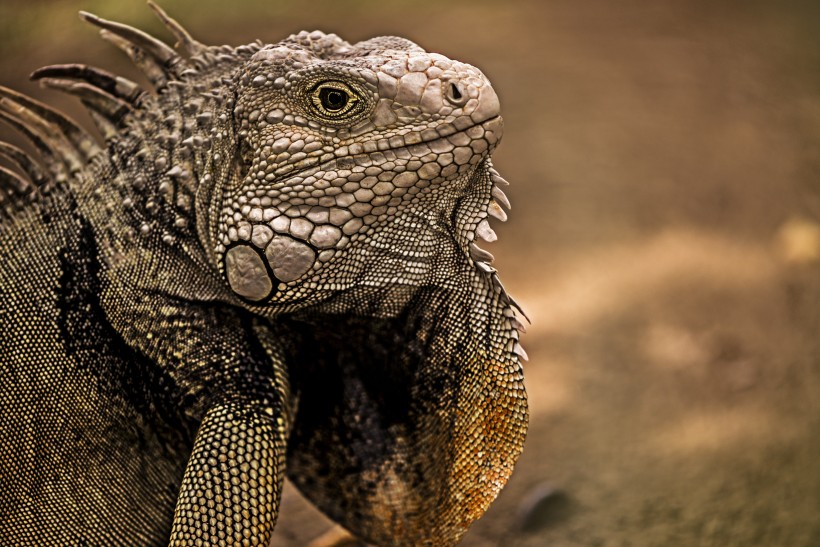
[[2, 0, 819, 544]]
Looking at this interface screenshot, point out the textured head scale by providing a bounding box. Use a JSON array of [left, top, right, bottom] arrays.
[[0, 4, 527, 545]]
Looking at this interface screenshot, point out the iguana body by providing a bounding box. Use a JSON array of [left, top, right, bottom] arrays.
[[0, 4, 527, 545]]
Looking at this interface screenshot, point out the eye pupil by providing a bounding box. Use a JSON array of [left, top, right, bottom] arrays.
[[320, 88, 348, 111], [328, 91, 343, 106], [311, 82, 358, 120]]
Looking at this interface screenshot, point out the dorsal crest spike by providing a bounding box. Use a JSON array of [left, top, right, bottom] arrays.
[[31, 64, 147, 106], [0, 110, 68, 185], [79, 9, 188, 91], [0, 165, 36, 222], [79, 11, 177, 65], [36, 78, 131, 138], [0, 142, 51, 188], [0, 85, 100, 161], [98, 29, 170, 90], [147, 1, 205, 57], [0, 93, 88, 175], [0, 165, 33, 196]]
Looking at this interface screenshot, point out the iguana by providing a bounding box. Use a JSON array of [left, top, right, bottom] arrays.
[[0, 3, 528, 545]]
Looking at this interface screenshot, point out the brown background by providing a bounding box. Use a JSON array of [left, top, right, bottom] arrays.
[[1, 0, 819, 545]]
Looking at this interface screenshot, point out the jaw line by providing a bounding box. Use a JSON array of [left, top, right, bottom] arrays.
[[274, 114, 503, 183]]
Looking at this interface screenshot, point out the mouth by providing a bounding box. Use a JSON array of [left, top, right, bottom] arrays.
[[267, 114, 504, 182]]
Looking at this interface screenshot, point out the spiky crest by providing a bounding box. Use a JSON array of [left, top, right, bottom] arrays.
[[0, 3, 219, 225]]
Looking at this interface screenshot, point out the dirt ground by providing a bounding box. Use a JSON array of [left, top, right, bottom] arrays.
[[1, 0, 819, 545]]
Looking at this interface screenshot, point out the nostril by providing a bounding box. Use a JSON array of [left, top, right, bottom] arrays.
[[446, 81, 466, 105]]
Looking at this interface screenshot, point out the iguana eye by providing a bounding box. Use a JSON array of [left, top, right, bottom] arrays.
[[311, 81, 358, 118], [319, 88, 348, 111]]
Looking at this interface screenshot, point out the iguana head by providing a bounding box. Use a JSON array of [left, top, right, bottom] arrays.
[[209, 32, 505, 315]]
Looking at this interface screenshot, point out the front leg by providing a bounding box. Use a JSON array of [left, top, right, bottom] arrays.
[[102, 278, 293, 544], [170, 401, 286, 544], [169, 320, 292, 546]]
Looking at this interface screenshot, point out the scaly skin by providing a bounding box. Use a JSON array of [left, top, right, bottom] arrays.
[[0, 4, 527, 545]]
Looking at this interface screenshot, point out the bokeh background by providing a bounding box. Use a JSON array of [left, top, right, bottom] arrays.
[[2, 0, 819, 545]]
